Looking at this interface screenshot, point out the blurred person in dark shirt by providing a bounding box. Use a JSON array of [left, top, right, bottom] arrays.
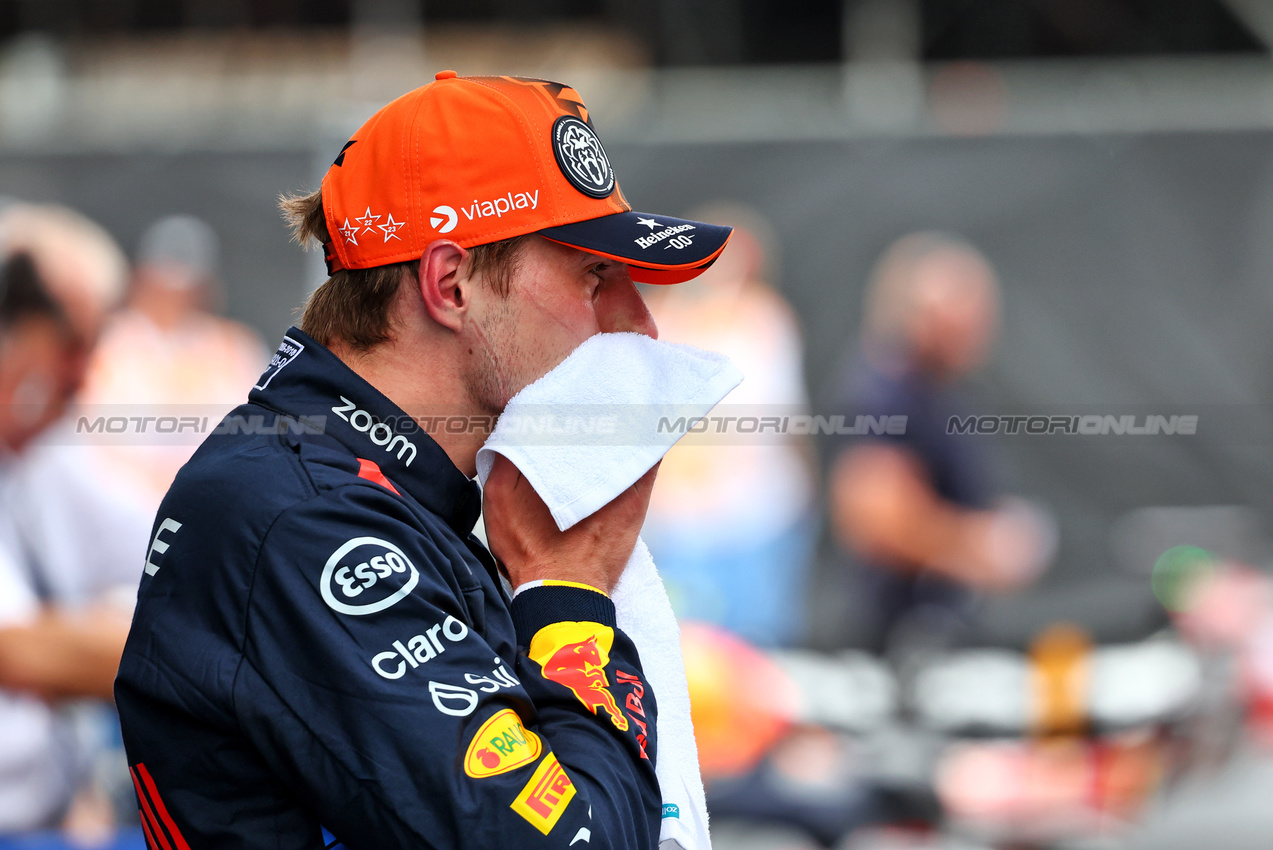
[[828, 232, 1054, 654], [0, 206, 148, 836]]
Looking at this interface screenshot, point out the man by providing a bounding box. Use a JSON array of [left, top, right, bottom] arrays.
[[0, 207, 145, 835], [828, 232, 1053, 653], [82, 214, 266, 510], [0, 202, 129, 457], [115, 73, 731, 849]]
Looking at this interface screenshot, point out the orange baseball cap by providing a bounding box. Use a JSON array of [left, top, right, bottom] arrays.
[[320, 71, 731, 285]]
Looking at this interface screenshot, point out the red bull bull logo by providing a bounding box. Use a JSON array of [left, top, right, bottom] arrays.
[[529, 623, 629, 731]]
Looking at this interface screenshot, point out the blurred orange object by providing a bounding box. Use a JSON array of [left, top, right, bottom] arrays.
[[1090, 734, 1163, 820], [680, 621, 799, 778], [1030, 623, 1092, 737]]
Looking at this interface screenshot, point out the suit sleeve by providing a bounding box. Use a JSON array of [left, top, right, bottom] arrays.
[[237, 485, 660, 850]]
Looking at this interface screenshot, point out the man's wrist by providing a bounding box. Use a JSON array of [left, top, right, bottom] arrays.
[[512, 578, 608, 598], [509, 583, 615, 647], [504, 557, 612, 595]]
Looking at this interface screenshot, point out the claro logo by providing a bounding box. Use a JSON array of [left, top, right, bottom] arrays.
[[321, 537, 419, 616], [371, 615, 470, 679], [332, 396, 418, 467]]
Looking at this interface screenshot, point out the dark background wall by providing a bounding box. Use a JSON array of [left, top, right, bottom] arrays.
[[0, 0, 1261, 63], [7, 129, 1273, 642], [0, 149, 318, 334]]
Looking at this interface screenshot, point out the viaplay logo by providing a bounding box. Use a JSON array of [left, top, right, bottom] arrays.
[[430, 205, 458, 234], [321, 537, 419, 616]]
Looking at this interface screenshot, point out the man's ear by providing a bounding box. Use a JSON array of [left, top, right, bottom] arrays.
[[417, 240, 470, 332]]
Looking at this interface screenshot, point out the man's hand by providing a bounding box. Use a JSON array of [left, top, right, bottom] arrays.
[[483, 454, 658, 594]]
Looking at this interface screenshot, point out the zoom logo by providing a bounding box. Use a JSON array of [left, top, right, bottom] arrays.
[[321, 537, 419, 616], [431, 205, 458, 234]]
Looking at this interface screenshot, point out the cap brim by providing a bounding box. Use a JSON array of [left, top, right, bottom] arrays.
[[539, 211, 732, 285]]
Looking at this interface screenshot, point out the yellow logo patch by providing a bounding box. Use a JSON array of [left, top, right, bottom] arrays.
[[528, 622, 628, 731], [464, 709, 543, 778], [510, 753, 576, 835]]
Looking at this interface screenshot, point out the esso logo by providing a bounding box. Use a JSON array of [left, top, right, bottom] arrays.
[[321, 536, 419, 616]]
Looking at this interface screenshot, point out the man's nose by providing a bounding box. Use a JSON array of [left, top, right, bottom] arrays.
[[599, 273, 659, 339]]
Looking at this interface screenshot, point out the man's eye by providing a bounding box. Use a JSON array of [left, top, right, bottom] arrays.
[[587, 263, 610, 296]]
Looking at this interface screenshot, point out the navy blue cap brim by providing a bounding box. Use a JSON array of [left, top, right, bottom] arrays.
[[539, 211, 732, 285]]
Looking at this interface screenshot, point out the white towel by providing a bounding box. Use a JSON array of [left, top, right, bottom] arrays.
[[477, 331, 742, 850]]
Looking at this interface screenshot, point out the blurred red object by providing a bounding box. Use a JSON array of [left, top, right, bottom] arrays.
[[1171, 562, 1270, 648], [936, 733, 1163, 835], [680, 621, 799, 778]]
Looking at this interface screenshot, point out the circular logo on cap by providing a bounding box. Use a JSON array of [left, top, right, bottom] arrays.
[[552, 116, 615, 199], [430, 205, 458, 234]]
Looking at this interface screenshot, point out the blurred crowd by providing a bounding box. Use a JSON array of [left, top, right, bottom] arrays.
[[641, 207, 1273, 849], [0, 202, 263, 845], [0, 197, 1270, 850]]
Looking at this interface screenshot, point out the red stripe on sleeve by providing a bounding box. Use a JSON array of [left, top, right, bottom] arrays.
[[135, 763, 193, 850], [130, 767, 171, 850], [357, 458, 401, 495], [138, 808, 162, 850]]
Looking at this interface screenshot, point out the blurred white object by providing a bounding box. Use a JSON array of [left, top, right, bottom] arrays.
[[768, 649, 897, 732], [913, 649, 1031, 733], [912, 636, 1202, 734], [1089, 636, 1202, 727]]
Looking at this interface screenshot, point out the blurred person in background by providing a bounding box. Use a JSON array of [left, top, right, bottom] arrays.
[[81, 214, 267, 512], [0, 202, 146, 613], [828, 232, 1055, 655], [642, 202, 817, 647], [0, 254, 67, 454], [0, 210, 146, 838]]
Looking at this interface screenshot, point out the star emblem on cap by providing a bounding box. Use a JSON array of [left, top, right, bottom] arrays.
[[356, 207, 382, 234], [338, 217, 359, 246], [637, 217, 659, 230], [379, 214, 405, 242]]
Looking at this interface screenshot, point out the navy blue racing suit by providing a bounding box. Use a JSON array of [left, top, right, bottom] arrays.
[[115, 328, 660, 849]]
